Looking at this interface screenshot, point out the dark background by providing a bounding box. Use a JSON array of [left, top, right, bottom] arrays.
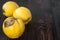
[[0, 0, 60, 40]]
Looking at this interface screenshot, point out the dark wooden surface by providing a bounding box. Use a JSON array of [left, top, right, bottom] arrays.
[[0, 0, 60, 40]]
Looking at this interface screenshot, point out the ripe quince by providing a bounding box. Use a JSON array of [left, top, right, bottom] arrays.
[[3, 17, 25, 39], [2, 1, 19, 17], [13, 7, 32, 24]]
